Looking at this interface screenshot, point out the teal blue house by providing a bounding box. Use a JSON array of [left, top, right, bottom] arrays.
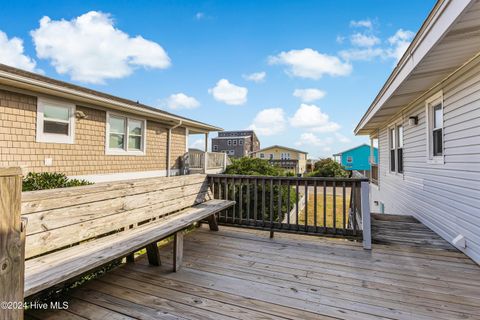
[[333, 144, 378, 171]]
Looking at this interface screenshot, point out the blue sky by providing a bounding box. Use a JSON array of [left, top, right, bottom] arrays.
[[0, 0, 435, 158]]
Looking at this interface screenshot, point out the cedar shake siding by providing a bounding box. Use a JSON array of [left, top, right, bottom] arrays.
[[0, 89, 186, 176]]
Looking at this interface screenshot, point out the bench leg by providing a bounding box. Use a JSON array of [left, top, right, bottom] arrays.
[[206, 214, 219, 231], [146, 242, 161, 266], [173, 231, 184, 272], [126, 253, 135, 263]]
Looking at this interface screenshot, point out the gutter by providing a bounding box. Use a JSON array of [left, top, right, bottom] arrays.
[[0, 70, 223, 132], [167, 121, 183, 177]]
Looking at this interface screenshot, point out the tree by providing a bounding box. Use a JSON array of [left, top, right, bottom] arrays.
[[225, 157, 286, 176], [310, 158, 348, 177], [222, 157, 296, 222]]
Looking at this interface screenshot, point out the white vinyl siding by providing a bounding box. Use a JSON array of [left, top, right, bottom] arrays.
[[371, 62, 480, 264]]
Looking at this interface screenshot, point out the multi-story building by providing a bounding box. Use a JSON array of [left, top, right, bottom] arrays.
[[251, 145, 308, 175], [211, 130, 260, 158]]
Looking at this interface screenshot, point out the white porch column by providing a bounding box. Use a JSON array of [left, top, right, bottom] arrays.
[[204, 132, 209, 173]]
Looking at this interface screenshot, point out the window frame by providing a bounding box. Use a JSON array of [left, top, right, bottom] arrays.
[[346, 156, 353, 163], [425, 91, 444, 164], [233, 139, 237, 146], [389, 126, 396, 173], [227, 139, 232, 146], [213, 145, 218, 151], [239, 139, 243, 145], [396, 125, 404, 173], [36, 97, 76, 144], [105, 111, 146, 156]]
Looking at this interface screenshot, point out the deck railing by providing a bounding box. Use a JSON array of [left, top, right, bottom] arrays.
[[186, 151, 229, 173], [208, 174, 371, 248], [371, 164, 378, 185]]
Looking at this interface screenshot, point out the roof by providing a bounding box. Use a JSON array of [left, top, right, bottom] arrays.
[[252, 145, 308, 155], [333, 144, 376, 156], [0, 63, 222, 133], [212, 136, 251, 140], [355, 0, 480, 135]]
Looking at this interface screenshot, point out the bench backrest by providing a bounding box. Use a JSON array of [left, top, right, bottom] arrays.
[[21, 174, 210, 259]]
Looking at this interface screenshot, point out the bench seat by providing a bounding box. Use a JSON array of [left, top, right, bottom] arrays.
[[25, 199, 234, 297]]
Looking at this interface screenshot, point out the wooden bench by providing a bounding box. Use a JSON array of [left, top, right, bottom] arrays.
[[20, 174, 234, 297]]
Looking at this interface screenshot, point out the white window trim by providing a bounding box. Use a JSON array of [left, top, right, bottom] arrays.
[[388, 125, 396, 173], [387, 120, 405, 177], [36, 97, 76, 144], [425, 91, 445, 164], [105, 111, 147, 156]]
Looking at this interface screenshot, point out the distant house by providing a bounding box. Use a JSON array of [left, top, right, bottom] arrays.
[[0, 64, 221, 182], [355, 0, 480, 264], [211, 130, 260, 158], [333, 144, 378, 175], [251, 145, 307, 175]]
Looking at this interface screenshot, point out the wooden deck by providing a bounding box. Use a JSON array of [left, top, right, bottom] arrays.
[[26, 215, 480, 320]]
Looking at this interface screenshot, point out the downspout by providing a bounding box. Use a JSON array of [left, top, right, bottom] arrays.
[[167, 120, 183, 177]]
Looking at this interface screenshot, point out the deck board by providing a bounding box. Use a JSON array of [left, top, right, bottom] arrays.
[[26, 215, 480, 320]]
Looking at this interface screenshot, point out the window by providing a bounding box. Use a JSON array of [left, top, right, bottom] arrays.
[[36, 97, 75, 144], [239, 139, 243, 145], [260, 153, 265, 158], [346, 156, 353, 163], [228, 150, 235, 155], [213, 145, 218, 151], [227, 140, 232, 146], [106, 112, 146, 155], [233, 140, 237, 146], [426, 91, 444, 163], [269, 154, 274, 160], [397, 126, 404, 173], [389, 127, 396, 172]]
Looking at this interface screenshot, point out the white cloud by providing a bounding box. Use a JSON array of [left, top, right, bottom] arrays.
[[339, 47, 384, 61], [268, 48, 352, 80], [386, 29, 415, 62], [248, 108, 286, 136], [293, 88, 326, 103], [243, 71, 266, 83], [189, 138, 205, 150], [289, 104, 340, 132], [335, 132, 351, 143], [31, 11, 171, 84], [340, 28, 414, 63], [350, 19, 373, 29], [208, 79, 248, 105], [296, 133, 333, 148], [195, 12, 205, 20], [0, 31, 38, 72], [350, 33, 380, 47], [161, 93, 200, 110]]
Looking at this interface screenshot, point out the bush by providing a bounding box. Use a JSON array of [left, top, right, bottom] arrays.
[[22, 172, 93, 191], [225, 157, 286, 176], [223, 157, 296, 222], [309, 158, 348, 178]]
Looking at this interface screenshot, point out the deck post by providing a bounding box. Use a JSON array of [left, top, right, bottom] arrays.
[[173, 231, 184, 272], [361, 181, 372, 250], [0, 167, 25, 320]]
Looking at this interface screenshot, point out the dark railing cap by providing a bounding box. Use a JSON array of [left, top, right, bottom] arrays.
[[207, 173, 369, 182]]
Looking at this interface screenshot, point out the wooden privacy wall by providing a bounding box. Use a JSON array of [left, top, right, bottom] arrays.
[[0, 168, 24, 320], [21, 174, 210, 259]]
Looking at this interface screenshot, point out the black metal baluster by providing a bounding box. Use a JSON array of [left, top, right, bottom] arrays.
[[333, 180, 337, 234], [246, 179, 251, 225], [323, 180, 327, 233], [232, 178, 236, 224], [304, 180, 308, 232], [269, 179, 274, 236], [295, 180, 299, 231], [254, 178, 258, 225], [287, 180, 291, 228], [277, 179, 282, 229], [343, 181, 346, 234], [314, 179, 318, 233], [262, 178, 266, 227], [239, 178, 243, 224]]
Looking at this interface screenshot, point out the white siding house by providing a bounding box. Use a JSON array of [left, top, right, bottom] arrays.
[[355, 0, 480, 264]]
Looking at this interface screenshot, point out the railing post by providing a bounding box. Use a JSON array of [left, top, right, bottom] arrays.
[[360, 181, 371, 250], [0, 167, 25, 320], [203, 152, 208, 174], [223, 153, 227, 172]]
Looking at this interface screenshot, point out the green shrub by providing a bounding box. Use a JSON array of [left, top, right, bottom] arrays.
[[225, 157, 287, 176], [308, 158, 348, 178], [223, 157, 296, 222], [22, 172, 93, 191]]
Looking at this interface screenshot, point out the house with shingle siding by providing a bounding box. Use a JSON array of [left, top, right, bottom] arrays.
[[0, 64, 221, 182]]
